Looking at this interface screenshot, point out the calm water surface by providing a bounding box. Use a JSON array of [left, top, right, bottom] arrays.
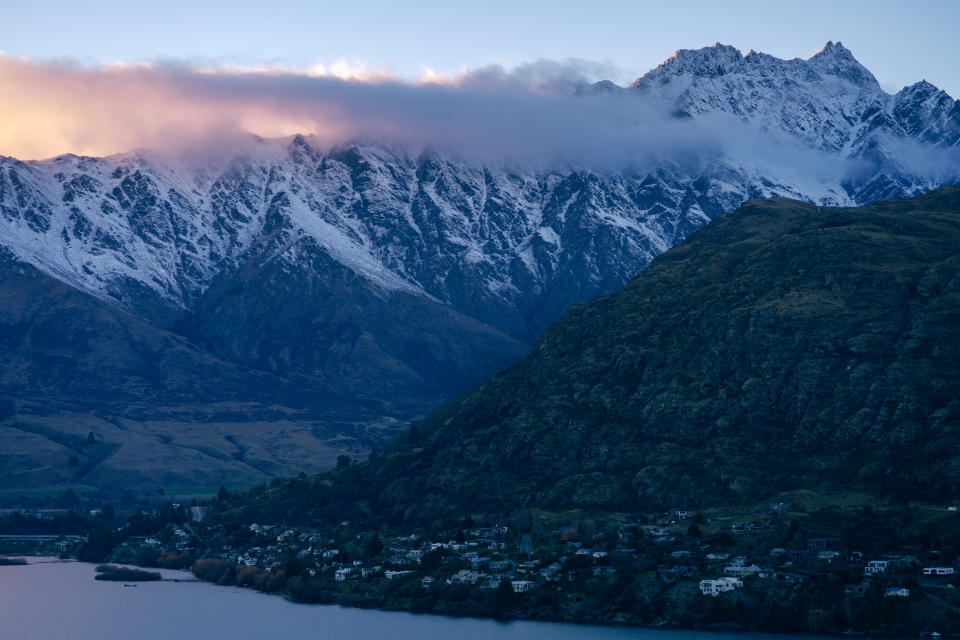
[[0, 558, 810, 640]]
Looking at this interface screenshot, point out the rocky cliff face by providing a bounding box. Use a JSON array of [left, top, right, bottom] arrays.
[[0, 42, 958, 494]]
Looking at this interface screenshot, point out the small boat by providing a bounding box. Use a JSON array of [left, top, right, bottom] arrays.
[[123, 583, 138, 587]]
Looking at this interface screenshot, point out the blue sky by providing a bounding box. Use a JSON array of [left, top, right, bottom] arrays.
[[3, 0, 960, 95]]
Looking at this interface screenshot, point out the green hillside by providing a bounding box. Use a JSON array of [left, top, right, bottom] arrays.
[[228, 186, 960, 525]]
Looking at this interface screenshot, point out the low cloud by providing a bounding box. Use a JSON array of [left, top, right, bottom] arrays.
[[0, 52, 687, 167], [0, 53, 952, 183]]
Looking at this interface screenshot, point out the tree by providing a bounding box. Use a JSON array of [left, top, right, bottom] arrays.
[[336, 455, 352, 469], [58, 489, 79, 508], [193, 559, 235, 583], [420, 548, 443, 572], [78, 527, 117, 562], [364, 534, 383, 559], [87, 431, 96, 445], [687, 522, 702, 537], [717, 531, 736, 548], [490, 579, 515, 618], [284, 552, 305, 578], [217, 486, 230, 502], [564, 554, 593, 570]]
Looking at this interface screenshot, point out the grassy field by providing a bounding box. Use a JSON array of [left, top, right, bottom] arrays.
[[0, 486, 98, 500]]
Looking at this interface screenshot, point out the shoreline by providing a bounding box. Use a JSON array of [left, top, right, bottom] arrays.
[[5, 555, 930, 638], [187, 570, 921, 639]]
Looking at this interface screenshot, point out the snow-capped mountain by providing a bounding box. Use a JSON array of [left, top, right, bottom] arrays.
[[2, 43, 958, 342], [629, 41, 960, 202], [1, 42, 958, 493], [0, 142, 685, 341]]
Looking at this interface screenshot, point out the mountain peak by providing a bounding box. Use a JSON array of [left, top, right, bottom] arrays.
[[573, 79, 624, 97], [814, 40, 852, 57], [808, 40, 879, 87], [641, 42, 744, 81], [898, 79, 943, 98], [634, 41, 879, 89]]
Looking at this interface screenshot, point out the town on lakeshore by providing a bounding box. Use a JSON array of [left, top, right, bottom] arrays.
[[3, 491, 959, 635]]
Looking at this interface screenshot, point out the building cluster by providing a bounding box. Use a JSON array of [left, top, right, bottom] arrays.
[[215, 523, 551, 593], [115, 504, 958, 606]]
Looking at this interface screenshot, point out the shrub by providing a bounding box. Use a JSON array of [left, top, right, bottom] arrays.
[[192, 559, 235, 584]]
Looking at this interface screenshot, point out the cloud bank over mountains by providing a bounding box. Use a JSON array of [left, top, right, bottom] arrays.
[[1, 45, 957, 187], [0, 52, 840, 173]]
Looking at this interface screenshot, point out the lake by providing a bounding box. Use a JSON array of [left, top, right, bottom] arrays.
[[0, 558, 808, 640]]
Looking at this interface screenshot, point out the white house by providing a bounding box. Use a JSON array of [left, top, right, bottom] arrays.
[[540, 563, 563, 582], [384, 570, 414, 580], [864, 560, 890, 575], [335, 568, 353, 582], [724, 564, 761, 578], [923, 567, 955, 576], [449, 570, 482, 585], [511, 580, 536, 593], [700, 577, 743, 596], [885, 587, 910, 598]]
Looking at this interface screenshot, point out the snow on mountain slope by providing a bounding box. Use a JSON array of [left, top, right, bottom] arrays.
[[1, 42, 958, 342], [634, 42, 936, 152]]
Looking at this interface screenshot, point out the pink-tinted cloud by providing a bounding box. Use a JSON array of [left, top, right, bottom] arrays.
[[0, 53, 701, 166], [1, 52, 926, 183], [0, 54, 346, 158]]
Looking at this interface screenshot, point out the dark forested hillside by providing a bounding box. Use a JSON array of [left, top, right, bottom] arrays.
[[229, 186, 960, 525]]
